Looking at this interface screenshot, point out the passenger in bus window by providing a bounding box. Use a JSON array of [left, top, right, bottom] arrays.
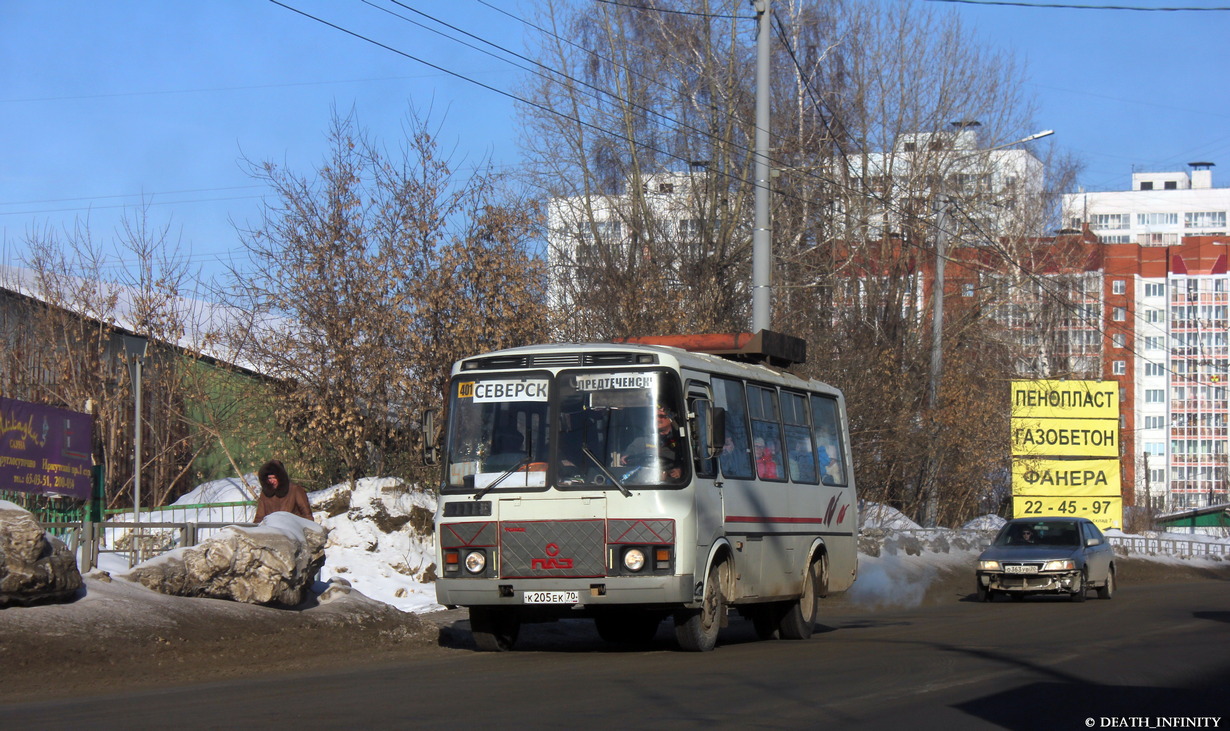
[[753, 437, 780, 480], [620, 405, 684, 481], [816, 427, 842, 485]]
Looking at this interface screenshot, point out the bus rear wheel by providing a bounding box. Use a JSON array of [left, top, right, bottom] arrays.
[[778, 556, 823, 640], [674, 563, 724, 652], [469, 607, 520, 652]]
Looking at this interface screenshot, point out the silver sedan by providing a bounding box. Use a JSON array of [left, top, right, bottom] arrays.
[[975, 517, 1116, 602]]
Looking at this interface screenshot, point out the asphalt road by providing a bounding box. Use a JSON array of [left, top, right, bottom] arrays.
[[7, 578, 1229, 729]]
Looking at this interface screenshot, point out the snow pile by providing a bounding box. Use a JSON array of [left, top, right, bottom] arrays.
[[312, 478, 439, 614], [95, 476, 442, 614], [859, 502, 920, 530], [962, 514, 1007, 531]]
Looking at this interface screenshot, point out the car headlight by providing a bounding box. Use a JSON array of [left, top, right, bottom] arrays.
[[978, 560, 1000, 571], [623, 548, 646, 572], [465, 550, 487, 574], [1043, 559, 1075, 571]]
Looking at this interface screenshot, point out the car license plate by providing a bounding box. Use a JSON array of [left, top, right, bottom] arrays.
[[1004, 565, 1038, 574], [523, 591, 580, 605]]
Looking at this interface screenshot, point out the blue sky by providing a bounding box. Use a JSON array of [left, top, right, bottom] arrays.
[[2, 1, 1228, 287]]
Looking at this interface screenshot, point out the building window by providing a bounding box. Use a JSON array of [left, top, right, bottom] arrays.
[[1146, 389, 1165, 403], [1165, 181, 1178, 190], [1112, 280, 1126, 295], [1112, 360, 1126, 375], [1185, 211, 1227, 229], [962, 282, 975, 297], [1145, 308, 1164, 323], [1112, 333, 1125, 348], [1138, 213, 1178, 227], [1145, 282, 1165, 297], [1145, 362, 1165, 377], [1145, 441, 1165, 455], [1144, 336, 1164, 350], [1140, 182, 1154, 191], [1112, 306, 1126, 321], [1144, 415, 1166, 430], [1092, 214, 1130, 230]]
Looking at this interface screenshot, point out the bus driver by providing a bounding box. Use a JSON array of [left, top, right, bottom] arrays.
[[619, 404, 684, 482]]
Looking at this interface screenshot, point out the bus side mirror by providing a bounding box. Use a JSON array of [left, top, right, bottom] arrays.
[[421, 408, 441, 466]]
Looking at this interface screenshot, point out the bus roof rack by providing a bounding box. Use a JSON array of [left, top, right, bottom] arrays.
[[613, 330, 807, 368]]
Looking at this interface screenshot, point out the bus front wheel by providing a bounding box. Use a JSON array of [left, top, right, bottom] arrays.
[[674, 563, 724, 652], [470, 607, 520, 652]]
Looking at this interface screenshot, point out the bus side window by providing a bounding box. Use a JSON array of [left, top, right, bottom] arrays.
[[714, 377, 753, 479], [749, 385, 786, 482], [782, 391, 818, 484], [811, 395, 848, 486]]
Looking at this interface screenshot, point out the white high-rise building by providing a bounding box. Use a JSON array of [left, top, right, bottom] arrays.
[[1062, 163, 1227, 245]]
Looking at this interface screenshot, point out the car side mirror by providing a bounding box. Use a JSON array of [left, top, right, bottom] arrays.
[[1085, 537, 1101, 547]]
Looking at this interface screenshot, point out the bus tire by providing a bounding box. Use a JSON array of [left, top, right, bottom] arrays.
[[778, 556, 823, 640], [594, 611, 663, 646], [470, 607, 520, 652], [674, 563, 724, 652]]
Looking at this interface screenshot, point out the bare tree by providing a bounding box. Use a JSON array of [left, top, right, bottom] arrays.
[[225, 109, 546, 486], [0, 207, 256, 509]]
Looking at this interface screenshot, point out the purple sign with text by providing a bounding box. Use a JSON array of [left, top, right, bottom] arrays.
[[1, 397, 94, 500]]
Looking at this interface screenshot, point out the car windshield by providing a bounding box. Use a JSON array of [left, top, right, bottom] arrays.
[[994, 521, 1081, 547]]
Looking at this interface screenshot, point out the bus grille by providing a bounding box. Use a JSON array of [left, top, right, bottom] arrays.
[[499, 520, 606, 578]]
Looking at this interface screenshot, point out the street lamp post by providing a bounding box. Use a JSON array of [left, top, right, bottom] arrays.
[[121, 333, 148, 566], [922, 129, 1054, 526]]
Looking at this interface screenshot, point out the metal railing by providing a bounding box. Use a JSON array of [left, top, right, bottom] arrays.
[[37, 501, 258, 571], [869, 527, 1230, 560], [1107, 534, 1230, 558], [44, 519, 258, 572]]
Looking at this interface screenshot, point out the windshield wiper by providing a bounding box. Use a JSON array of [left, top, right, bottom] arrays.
[[473, 457, 531, 500], [581, 445, 632, 498]]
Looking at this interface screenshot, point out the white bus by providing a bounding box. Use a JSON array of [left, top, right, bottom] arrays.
[[432, 335, 858, 651]]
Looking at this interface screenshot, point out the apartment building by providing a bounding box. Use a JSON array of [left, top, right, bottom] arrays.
[[1063, 163, 1227, 245]]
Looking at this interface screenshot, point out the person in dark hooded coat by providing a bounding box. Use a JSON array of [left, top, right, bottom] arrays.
[[254, 459, 313, 522]]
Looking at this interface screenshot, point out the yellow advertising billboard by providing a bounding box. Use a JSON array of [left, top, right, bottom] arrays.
[[1010, 417, 1119, 458], [1011, 380, 1119, 421], [1012, 496, 1123, 531], [1011, 458, 1121, 497]]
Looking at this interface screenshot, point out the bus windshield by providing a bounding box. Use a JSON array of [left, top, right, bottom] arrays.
[[444, 370, 687, 492], [556, 371, 687, 488], [446, 376, 551, 491]]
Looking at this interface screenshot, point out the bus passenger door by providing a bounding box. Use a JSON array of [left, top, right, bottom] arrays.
[[687, 384, 724, 558]]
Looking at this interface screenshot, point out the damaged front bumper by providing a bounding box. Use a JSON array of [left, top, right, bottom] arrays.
[[978, 570, 1081, 596]]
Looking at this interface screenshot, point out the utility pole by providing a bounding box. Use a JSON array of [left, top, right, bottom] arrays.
[[921, 129, 1054, 526], [751, 0, 772, 333]]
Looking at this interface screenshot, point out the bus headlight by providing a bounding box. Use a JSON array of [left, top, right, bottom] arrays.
[[465, 550, 487, 574], [623, 548, 646, 572]]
